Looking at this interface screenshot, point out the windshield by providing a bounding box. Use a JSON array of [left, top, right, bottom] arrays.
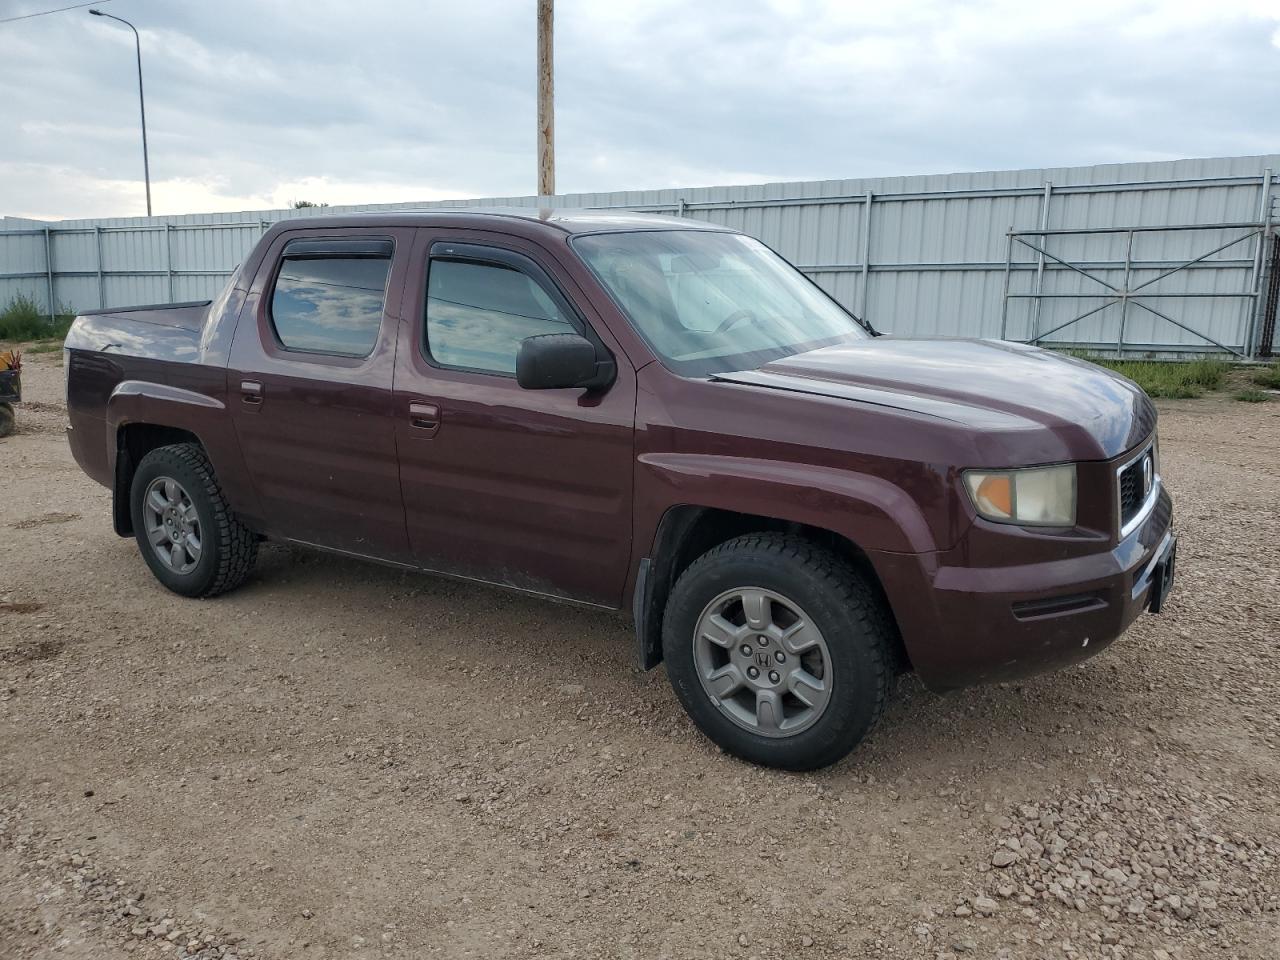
[[573, 230, 868, 376]]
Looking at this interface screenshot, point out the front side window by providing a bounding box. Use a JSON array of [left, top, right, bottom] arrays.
[[270, 254, 391, 357], [425, 258, 576, 375], [573, 230, 867, 377]]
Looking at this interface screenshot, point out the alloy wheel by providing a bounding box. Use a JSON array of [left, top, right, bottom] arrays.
[[142, 476, 203, 575], [692, 587, 833, 738]]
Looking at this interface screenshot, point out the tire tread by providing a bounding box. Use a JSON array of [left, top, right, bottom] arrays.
[[664, 532, 893, 768], [136, 443, 257, 597]]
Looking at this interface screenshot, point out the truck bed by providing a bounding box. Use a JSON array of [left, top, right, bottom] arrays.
[[65, 300, 211, 364], [63, 298, 230, 495]]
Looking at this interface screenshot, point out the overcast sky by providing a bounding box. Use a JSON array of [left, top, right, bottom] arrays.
[[2, 0, 1279, 221]]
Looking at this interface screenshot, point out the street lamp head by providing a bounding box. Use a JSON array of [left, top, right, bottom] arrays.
[[87, 6, 150, 216]]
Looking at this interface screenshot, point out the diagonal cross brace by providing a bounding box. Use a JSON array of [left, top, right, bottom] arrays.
[[1009, 226, 1263, 357]]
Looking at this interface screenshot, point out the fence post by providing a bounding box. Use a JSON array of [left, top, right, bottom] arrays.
[[999, 229, 1013, 339], [858, 192, 873, 322], [43, 226, 55, 322], [1031, 181, 1053, 341], [165, 223, 175, 302], [95, 225, 106, 309], [1246, 167, 1273, 358]]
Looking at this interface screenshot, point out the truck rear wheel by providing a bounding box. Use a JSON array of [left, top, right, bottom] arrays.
[[661, 533, 892, 771], [129, 443, 258, 598], [0, 402, 13, 438]]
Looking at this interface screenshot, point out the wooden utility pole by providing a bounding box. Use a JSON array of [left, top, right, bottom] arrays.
[[537, 0, 555, 196]]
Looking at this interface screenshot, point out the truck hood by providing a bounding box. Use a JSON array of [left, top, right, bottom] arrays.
[[713, 338, 1155, 461]]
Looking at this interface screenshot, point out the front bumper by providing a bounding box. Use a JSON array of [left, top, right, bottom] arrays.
[[873, 486, 1174, 691]]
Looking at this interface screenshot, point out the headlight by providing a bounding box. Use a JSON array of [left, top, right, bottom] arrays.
[[963, 464, 1077, 526]]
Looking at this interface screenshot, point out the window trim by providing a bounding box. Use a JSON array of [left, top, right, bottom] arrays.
[[420, 240, 602, 380], [266, 236, 396, 360]]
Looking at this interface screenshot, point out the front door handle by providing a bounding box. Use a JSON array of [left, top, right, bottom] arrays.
[[408, 401, 441, 435], [240, 379, 264, 409]]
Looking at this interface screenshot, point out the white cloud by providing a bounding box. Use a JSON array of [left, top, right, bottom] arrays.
[[0, 163, 476, 220], [1, 0, 1277, 221]]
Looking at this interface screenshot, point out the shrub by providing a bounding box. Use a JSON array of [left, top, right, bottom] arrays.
[[0, 294, 75, 342], [1067, 355, 1229, 398], [1251, 364, 1280, 390]]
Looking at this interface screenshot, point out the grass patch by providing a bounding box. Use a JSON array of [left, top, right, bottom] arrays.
[[1234, 388, 1272, 403], [24, 340, 64, 355], [0, 294, 75, 342], [1069, 354, 1230, 398], [1252, 364, 1280, 390]]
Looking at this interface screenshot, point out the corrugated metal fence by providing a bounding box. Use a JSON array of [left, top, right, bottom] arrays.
[[3, 153, 1277, 357]]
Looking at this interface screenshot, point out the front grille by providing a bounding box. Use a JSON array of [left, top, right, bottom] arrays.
[[1119, 459, 1144, 526], [1117, 441, 1155, 534]]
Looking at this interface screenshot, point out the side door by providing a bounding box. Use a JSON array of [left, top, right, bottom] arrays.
[[228, 227, 414, 562], [392, 230, 636, 606]]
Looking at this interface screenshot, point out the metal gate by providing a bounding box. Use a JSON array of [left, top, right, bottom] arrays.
[[1000, 177, 1278, 359]]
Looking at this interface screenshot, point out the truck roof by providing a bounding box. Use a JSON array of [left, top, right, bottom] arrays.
[[263, 207, 730, 236]]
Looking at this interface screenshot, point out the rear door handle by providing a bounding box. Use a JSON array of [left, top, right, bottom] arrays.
[[408, 401, 441, 435], [240, 379, 263, 408]]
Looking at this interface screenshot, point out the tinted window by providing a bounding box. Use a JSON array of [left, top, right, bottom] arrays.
[[425, 259, 576, 374], [270, 255, 391, 356]]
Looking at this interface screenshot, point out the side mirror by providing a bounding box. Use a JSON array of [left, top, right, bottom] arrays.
[[516, 334, 614, 390]]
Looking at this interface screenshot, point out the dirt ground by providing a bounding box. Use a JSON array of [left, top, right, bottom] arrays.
[[1, 349, 1278, 960]]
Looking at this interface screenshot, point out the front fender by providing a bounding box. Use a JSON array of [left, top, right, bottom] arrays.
[[626, 452, 962, 672], [635, 452, 946, 555]]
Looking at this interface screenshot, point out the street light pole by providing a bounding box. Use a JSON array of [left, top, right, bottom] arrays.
[[89, 9, 152, 216]]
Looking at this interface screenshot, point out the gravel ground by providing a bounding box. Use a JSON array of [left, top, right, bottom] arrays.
[[1, 350, 1278, 960]]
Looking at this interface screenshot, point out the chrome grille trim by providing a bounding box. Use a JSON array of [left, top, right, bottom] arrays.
[[1117, 438, 1159, 540]]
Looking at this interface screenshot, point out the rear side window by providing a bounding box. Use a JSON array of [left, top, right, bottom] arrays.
[[270, 254, 391, 357], [425, 259, 576, 374]]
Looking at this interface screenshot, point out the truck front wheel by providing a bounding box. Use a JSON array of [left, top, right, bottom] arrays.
[[129, 443, 258, 598], [661, 533, 893, 770]]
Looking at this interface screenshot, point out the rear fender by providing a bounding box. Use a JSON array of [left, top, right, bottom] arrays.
[[106, 381, 261, 532]]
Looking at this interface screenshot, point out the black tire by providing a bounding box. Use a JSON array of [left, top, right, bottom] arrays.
[[129, 443, 258, 598], [0, 403, 13, 438], [662, 533, 892, 771]]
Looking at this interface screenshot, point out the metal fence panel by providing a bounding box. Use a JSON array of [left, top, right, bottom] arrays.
[[3, 153, 1277, 356]]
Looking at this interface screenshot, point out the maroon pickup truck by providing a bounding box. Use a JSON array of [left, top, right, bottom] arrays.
[[64, 209, 1176, 769]]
